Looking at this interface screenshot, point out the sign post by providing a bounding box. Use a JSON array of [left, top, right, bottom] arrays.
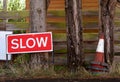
[[0, 31, 13, 68]]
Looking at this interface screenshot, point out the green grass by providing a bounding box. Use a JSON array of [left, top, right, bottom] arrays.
[[0, 61, 120, 79], [108, 62, 120, 77]]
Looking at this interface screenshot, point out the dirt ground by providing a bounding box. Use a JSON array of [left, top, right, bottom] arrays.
[[0, 78, 119, 82]]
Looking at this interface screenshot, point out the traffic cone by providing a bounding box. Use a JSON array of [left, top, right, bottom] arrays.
[[89, 34, 109, 73], [94, 34, 104, 63]]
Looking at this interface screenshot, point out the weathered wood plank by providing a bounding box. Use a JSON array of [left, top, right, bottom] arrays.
[[53, 41, 120, 55], [50, 0, 64, 4], [1, 22, 99, 33], [3, 22, 120, 34], [48, 28, 99, 33], [82, 3, 98, 8], [0, 10, 120, 22], [48, 0, 99, 10], [0, 11, 29, 19], [82, 0, 98, 3]]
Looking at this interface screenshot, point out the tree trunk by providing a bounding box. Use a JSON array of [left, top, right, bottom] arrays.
[[26, 0, 50, 32], [29, 0, 49, 69], [100, 0, 117, 65], [65, 0, 84, 72]]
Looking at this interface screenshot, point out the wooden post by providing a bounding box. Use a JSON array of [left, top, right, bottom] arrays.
[[26, 0, 30, 10], [65, 0, 84, 72], [26, 0, 30, 22], [2, 0, 7, 31], [25, 0, 30, 33], [3, 0, 7, 11], [100, 0, 117, 65]]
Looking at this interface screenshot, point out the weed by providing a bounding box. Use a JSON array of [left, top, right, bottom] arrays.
[[109, 62, 120, 77], [0, 61, 120, 79]]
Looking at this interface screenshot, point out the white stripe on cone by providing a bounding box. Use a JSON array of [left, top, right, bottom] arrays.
[[96, 39, 104, 53]]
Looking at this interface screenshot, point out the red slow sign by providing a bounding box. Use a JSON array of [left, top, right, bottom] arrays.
[[7, 32, 53, 54]]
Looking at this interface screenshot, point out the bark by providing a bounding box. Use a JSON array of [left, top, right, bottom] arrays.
[[29, 0, 49, 69], [100, 0, 117, 65], [65, 0, 84, 72], [26, 0, 50, 32], [46, 0, 50, 10]]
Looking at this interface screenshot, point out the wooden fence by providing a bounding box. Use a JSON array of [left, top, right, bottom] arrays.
[[0, 0, 120, 64]]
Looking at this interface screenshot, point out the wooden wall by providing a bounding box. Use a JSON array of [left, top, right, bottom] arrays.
[[48, 0, 99, 10], [47, 0, 99, 63], [47, 0, 120, 64], [0, 0, 120, 65]]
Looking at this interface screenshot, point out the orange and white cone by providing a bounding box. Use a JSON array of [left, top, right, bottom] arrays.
[[94, 34, 104, 63], [90, 34, 108, 73]]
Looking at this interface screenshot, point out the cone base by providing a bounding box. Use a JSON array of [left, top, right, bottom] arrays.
[[94, 52, 104, 63]]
